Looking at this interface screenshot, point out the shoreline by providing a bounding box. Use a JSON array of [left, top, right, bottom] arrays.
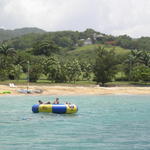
[[0, 84, 150, 96]]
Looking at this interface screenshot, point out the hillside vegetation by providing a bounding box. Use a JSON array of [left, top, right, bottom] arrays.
[[0, 27, 45, 41], [0, 28, 150, 85], [66, 44, 130, 60]]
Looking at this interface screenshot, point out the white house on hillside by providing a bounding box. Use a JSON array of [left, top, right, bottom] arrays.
[[84, 38, 92, 45]]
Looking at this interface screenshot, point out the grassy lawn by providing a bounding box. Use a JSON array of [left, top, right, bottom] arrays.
[[0, 79, 150, 87], [107, 81, 150, 86], [0, 73, 149, 86]]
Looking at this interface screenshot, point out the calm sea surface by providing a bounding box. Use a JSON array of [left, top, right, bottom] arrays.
[[0, 95, 150, 150]]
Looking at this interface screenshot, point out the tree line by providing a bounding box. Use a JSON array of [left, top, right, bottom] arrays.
[[0, 41, 150, 86]]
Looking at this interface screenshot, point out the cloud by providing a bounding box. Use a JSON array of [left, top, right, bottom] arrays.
[[106, 0, 150, 37], [0, 0, 150, 37]]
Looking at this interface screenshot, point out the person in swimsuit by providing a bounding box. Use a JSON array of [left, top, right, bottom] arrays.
[[38, 100, 51, 104], [53, 98, 59, 104]]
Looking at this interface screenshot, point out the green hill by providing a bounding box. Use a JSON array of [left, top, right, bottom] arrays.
[[65, 44, 130, 61], [0, 27, 45, 41]]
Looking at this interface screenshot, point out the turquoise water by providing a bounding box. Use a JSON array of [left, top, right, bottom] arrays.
[[0, 95, 150, 150]]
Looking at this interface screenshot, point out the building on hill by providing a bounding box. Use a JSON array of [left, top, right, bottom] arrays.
[[93, 33, 105, 40], [77, 38, 92, 47], [83, 38, 92, 45]]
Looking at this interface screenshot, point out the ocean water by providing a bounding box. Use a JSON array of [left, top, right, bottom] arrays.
[[0, 95, 150, 150]]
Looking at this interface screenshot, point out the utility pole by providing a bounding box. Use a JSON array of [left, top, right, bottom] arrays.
[[27, 61, 30, 92]]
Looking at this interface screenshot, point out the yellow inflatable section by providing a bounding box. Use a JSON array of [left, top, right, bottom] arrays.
[[32, 104, 78, 114]]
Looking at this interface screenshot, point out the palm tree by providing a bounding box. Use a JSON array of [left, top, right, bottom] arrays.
[[0, 43, 16, 57], [125, 50, 149, 80], [139, 50, 150, 66], [0, 43, 17, 79]]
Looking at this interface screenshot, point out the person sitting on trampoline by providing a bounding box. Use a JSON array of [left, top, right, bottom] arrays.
[[38, 100, 51, 104], [53, 98, 59, 104]]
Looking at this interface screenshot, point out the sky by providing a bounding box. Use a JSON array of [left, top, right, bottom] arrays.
[[0, 0, 150, 37]]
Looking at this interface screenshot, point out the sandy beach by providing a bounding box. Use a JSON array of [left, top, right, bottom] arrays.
[[0, 84, 150, 95]]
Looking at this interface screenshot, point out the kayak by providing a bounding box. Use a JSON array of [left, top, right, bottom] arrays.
[[0, 91, 11, 94]]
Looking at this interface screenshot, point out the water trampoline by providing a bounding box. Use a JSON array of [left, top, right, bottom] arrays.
[[32, 104, 78, 114]]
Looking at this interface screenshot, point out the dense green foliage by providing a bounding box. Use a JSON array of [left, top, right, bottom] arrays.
[[0, 28, 150, 85], [32, 40, 60, 56], [130, 65, 150, 82], [93, 47, 118, 86]]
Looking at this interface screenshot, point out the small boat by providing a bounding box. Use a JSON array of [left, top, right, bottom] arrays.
[[17, 89, 32, 94], [17, 89, 43, 94], [32, 104, 78, 114]]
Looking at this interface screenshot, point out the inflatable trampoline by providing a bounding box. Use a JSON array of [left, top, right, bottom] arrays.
[[32, 104, 78, 114]]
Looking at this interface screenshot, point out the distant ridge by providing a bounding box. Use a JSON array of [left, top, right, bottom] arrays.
[[0, 27, 46, 41]]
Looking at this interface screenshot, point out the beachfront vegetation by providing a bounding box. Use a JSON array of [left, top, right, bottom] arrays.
[[93, 47, 118, 86], [0, 28, 150, 86]]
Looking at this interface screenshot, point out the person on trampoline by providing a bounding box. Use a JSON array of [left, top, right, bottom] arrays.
[[53, 98, 60, 104], [38, 100, 51, 104]]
